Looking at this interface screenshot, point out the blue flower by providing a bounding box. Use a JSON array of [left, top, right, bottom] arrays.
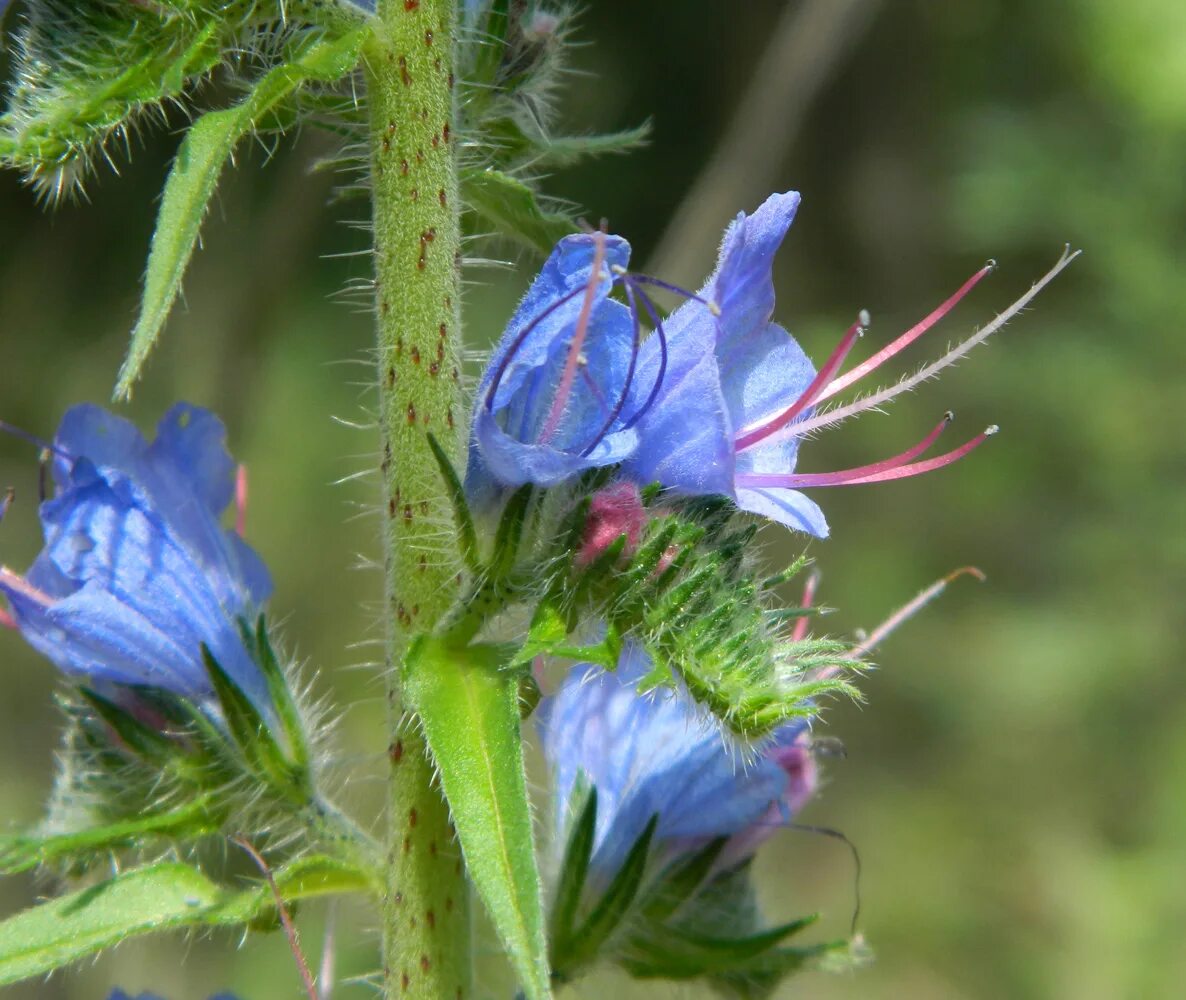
[[624, 191, 1003, 538], [538, 642, 816, 882], [623, 192, 832, 537], [0, 404, 273, 713], [465, 232, 641, 508]]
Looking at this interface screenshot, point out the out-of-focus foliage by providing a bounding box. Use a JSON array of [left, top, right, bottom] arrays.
[[0, 0, 1182, 997]]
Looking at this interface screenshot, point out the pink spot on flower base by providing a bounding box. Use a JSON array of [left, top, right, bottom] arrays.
[[576, 482, 647, 567]]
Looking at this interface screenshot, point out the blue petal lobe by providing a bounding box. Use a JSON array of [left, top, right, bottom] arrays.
[[467, 234, 639, 502], [735, 486, 830, 538], [704, 192, 800, 356], [540, 644, 789, 878], [625, 309, 734, 496]]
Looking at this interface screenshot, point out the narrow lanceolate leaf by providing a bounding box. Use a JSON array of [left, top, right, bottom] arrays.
[[115, 26, 371, 398], [404, 637, 552, 1000], [461, 167, 578, 255], [0, 856, 370, 985]]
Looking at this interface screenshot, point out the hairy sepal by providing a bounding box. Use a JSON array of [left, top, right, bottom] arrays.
[[527, 494, 859, 742]]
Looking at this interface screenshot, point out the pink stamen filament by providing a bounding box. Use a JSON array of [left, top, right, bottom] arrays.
[[850, 566, 985, 660], [811, 566, 985, 681], [815, 263, 995, 404], [0, 567, 56, 611], [791, 570, 820, 643], [737, 422, 995, 489], [578, 273, 644, 457], [538, 231, 608, 446], [235, 463, 248, 538], [774, 248, 1080, 442], [0, 606, 14, 630], [735, 315, 866, 452]]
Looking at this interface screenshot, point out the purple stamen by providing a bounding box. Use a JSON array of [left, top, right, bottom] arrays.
[[815, 262, 996, 404], [620, 280, 669, 431], [791, 570, 820, 643], [0, 491, 11, 632], [0, 567, 54, 611], [808, 566, 985, 683], [738, 423, 997, 489], [235, 464, 249, 539], [734, 315, 867, 452], [483, 282, 591, 412], [623, 273, 721, 317], [0, 419, 68, 460]]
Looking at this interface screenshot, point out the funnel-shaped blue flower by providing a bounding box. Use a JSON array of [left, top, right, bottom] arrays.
[[624, 192, 1008, 537], [465, 233, 641, 509], [623, 192, 831, 537], [0, 404, 273, 712], [539, 642, 816, 882]]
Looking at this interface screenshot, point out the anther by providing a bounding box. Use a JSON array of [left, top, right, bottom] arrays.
[[734, 315, 865, 452]]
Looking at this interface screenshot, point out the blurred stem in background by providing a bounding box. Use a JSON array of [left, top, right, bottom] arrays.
[[647, 0, 879, 284], [364, 1, 471, 997]]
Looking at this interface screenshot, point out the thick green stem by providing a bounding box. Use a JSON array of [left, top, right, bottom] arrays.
[[364, 2, 470, 998]]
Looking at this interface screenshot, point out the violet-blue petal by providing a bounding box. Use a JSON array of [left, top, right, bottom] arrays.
[[734, 486, 829, 539], [106, 992, 241, 1000], [539, 643, 795, 879], [722, 320, 829, 537], [624, 308, 734, 496], [51, 404, 270, 606], [466, 234, 639, 504], [705, 192, 801, 357]]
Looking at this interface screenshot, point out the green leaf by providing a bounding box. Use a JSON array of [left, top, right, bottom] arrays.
[[0, 798, 221, 876], [0, 862, 224, 986], [247, 615, 310, 776], [491, 483, 535, 579], [639, 836, 728, 924], [114, 26, 370, 398], [461, 167, 578, 255], [621, 916, 819, 982], [404, 636, 552, 1000], [0, 855, 371, 985]]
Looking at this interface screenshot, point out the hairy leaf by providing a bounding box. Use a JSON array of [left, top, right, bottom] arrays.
[[461, 167, 578, 255], [0, 855, 368, 985], [404, 636, 552, 1000], [115, 26, 370, 397]]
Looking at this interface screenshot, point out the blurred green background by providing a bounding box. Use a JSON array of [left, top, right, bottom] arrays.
[[2, 0, 1185, 997]]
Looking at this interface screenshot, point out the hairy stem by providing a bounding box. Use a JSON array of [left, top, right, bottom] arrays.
[[364, 2, 469, 997]]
